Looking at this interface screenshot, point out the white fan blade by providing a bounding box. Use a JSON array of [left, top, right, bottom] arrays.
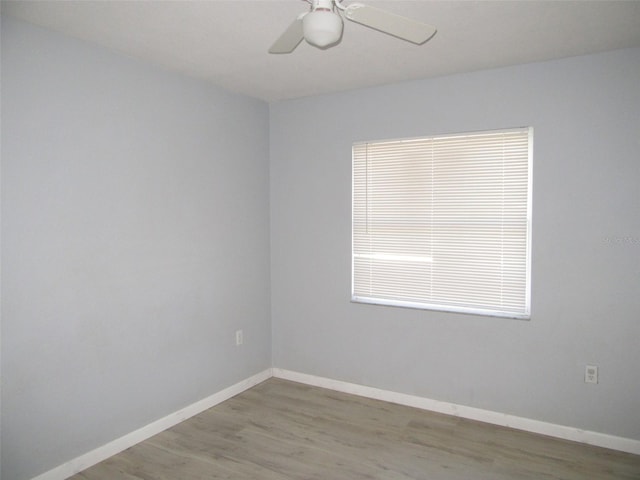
[[269, 15, 305, 54], [344, 4, 436, 45]]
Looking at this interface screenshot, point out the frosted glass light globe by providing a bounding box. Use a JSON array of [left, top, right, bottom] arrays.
[[303, 10, 343, 48]]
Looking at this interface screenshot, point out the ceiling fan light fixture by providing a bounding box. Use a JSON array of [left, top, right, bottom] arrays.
[[269, 0, 437, 55], [303, 9, 343, 48]]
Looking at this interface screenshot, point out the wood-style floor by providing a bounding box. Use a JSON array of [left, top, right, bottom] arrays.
[[72, 378, 640, 479]]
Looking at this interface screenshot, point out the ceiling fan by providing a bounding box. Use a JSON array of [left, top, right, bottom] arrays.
[[269, 0, 437, 54]]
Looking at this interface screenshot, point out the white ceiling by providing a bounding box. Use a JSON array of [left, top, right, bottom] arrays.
[[3, 0, 640, 102]]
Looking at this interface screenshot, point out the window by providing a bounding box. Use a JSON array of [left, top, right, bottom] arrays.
[[352, 128, 532, 319]]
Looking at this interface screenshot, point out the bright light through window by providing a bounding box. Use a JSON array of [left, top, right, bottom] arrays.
[[352, 128, 532, 319]]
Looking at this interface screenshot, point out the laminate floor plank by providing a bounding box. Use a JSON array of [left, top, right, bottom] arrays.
[[70, 378, 640, 479]]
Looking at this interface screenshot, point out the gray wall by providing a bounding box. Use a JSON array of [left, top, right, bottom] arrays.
[[270, 48, 640, 441], [1, 17, 271, 480]]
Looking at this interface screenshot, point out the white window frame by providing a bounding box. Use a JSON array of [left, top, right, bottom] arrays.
[[352, 127, 533, 319]]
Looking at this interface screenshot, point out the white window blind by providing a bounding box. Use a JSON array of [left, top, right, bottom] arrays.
[[352, 128, 532, 318]]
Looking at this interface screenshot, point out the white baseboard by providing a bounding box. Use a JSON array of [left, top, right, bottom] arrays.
[[272, 368, 640, 456], [32, 368, 273, 480]]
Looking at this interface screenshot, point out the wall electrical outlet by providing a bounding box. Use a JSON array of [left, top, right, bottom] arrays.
[[235, 330, 243, 346], [585, 365, 598, 384]]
